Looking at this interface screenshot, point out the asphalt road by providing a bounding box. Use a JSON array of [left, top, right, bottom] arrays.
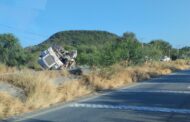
[[5, 70, 190, 122]]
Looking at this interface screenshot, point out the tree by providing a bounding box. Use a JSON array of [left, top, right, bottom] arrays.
[[179, 46, 190, 59], [149, 40, 172, 56], [99, 35, 144, 66], [122, 32, 138, 42], [142, 44, 162, 60], [0, 33, 28, 66]]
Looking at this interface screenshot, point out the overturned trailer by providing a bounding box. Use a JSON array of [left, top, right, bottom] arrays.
[[38, 45, 77, 70]]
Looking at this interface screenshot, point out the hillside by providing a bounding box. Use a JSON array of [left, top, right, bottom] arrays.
[[28, 30, 119, 52]]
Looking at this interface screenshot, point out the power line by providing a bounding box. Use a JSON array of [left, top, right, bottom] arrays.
[[0, 23, 51, 47], [0, 23, 49, 38]]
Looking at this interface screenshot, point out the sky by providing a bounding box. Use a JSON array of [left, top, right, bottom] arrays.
[[0, 0, 190, 47]]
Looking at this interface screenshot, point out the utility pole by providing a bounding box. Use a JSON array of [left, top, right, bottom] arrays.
[[177, 47, 179, 59], [177, 45, 182, 59], [169, 49, 171, 58]]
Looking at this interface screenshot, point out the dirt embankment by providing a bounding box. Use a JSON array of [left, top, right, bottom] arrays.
[[0, 60, 189, 119]]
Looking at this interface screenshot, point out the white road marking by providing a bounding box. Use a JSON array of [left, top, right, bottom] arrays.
[[170, 73, 190, 76], [152, 77, 190, 80], [69, 103, 190, 114], [121, 90, 190, 94], [140, 82, 189, 85]]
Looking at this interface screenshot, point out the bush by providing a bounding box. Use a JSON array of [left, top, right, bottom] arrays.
[[0, 34, 30, 67]]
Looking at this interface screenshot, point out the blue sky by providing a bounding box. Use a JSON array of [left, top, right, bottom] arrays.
[[0, 0, 190, 47]]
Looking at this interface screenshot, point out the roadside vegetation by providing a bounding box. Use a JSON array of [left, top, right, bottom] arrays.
[[0, 31, 190, 119], [1, 32, 190, 69], [0, 60, 190, 118]]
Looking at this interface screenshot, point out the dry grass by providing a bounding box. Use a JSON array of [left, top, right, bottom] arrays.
[[0, 64, 17, 74], [0, 92, 26, 118], [84, 60, 190, 90], [0, 60, 189, 119], [57, 80, 92, 102], [0, 70, 61, 109], [36, 69, 69, 79], [0, 69, 90, 118]]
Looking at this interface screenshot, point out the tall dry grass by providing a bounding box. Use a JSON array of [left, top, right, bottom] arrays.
[[0, 60, 189, 119], [0, 64, 17, 74], [0, 69, 89, 118], [0, 92, 26, 118], [0, 70, 61, 109], [84, 60, 190, 90], [57, 80, 92, 102]]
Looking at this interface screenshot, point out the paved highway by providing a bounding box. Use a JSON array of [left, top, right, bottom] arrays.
[[5, 70, 190, 122]]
